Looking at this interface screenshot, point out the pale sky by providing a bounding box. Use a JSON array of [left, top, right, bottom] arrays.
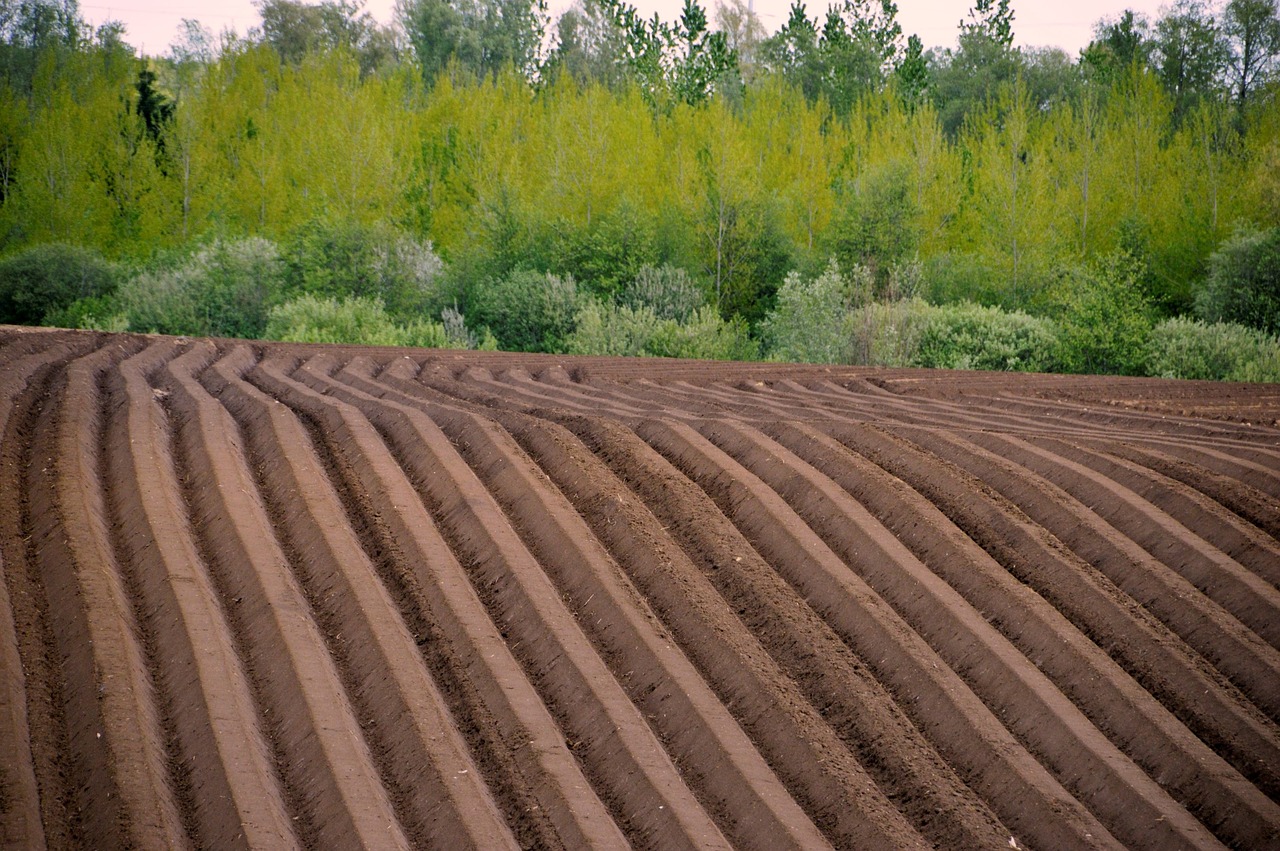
[[79, 0, 1171, 58]]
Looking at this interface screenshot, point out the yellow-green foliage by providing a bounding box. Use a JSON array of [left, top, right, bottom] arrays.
[[7, 45, 1268, 305], [264, 293, 450, 347]]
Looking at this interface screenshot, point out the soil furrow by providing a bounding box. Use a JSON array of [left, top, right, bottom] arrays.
[[139, 344, 410, 851], [394, 352, 1021, 851], [488, 410, 935, 850], [785, 379, 1280, 487], [1023, 435, 1280, 587], [329, 356, 844, 850], [194, 343, 519, 851], [633, 416, 1125, 850], [274, 353, 731, 851], [801, 420, 1280, 803], [880, 425, 1280, 723], [27, 340, 187, 850], [964, 431, 1280, 649], [241, 352, 632, 851], [211, 350, 569, 851], [1072, 437, 1280, 544], [871, 376, 1280, 439], [7, 330, 1277, 851], [104, 340, 302, 850], [0, 335, 92, 844], [711, 418, 1279, 846], [0, 338, 95, 850]]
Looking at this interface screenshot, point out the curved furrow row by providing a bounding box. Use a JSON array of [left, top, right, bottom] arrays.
[[862, 425, 1280, 722], [337, 356, 901, 850], [750, 376, 1280, 488], [25, 339, 188, 850], [756, 379, 1280, 493], [0, 336, 97, 849], [1017, 435, 1280, 588], [1069, 437, 1280, 545], [696, 417, 1279, 847], [881, 389, 1280, 494], [962, 431, 1280, 650], [326, 358, 832, 848], [631, 416, 1125, 850], [510, 366, 657, 418], [278, 352, 744, 851], [424, 365, 1274, 731], [941, 386, 1280, 443], [105, 340, 304, 850], [432, 363, 1269, 834], [863, 372, 1280, 437], [399, 360, 1025, 850], [5, 329, 1278, 850], [187, 344, 517, 850], [240, 350, 665, 849], [799, 380, 1280, 514], [788, 420, 1280, 802], [232, 348, 632, 844], [657, 415, 1238, 849]]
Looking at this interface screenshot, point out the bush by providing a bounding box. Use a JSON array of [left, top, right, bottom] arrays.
[[762, 261, 857, 364], [441, 306, 498, 350], [467, 269, 583, 352], [553, 201, 658, 299], [648, 307, 758, 361], [43, 294, 128, 332], [567, 301, 757, 360], [916, 302, 1059, 372], [566, 301, 661, 357], [0, 243, 118, 326], [849, 297, 933, 367], [264, 294, 450, 347], [285, 218, 446, 319], [1197, 227, 1280, 335], [1048, 253, 1154, 376], [620, 264, 707, 321], [117, 237, 286, 338], [1146, 317, 1280, 382]]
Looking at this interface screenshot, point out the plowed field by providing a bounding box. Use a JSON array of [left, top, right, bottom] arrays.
[[3, 326, 1279, 850]]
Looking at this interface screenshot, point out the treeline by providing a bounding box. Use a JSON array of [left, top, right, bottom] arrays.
[[1, 0, 1279, 379]]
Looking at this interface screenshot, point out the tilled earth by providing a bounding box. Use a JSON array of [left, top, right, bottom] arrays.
[[2, 326, 1279, 850]]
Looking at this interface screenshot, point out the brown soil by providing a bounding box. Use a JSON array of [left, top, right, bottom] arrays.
[[2, 326, 1278, 850]]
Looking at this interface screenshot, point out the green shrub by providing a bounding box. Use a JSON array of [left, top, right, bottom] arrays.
[[1146, 317, 1280, 382], [441, 306, 498, 350], [117, 237, 286, 338], [1048, 253, 1154, 376], [43, 294, 128, 332], [566, 301, 661, 356], [648, 306, 758, 361], [0, 243, 118, 326], [1196, 227, 1280, 335], [620, 264, 707, 321], [264, 294, 449, 347], [467, 269, 583, 352], [285, 218, 446, 319], [849, 297, 933, 367], [916, 301, 1059, 372], [762, 261, 856, 364], [567, 301, 757, 360], [553, 201, 658, 299]]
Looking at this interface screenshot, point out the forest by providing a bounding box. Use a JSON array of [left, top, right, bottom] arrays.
[[1, 0, 1279, 379]]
